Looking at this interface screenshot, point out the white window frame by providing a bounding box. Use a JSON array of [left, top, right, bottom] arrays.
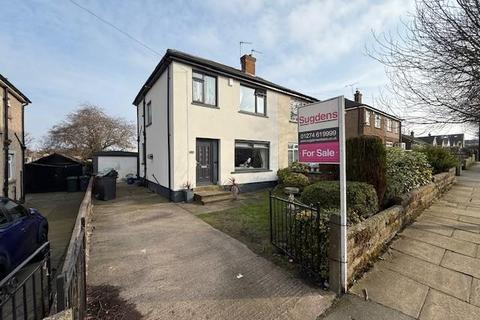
[[8, 152, 14, 181], [364, 110, 371, 126], [374, 114, 382, 128], [239, 85, 267, 116], [146, 101, 152, 126], [386, 118, 392, 132], [385, 141, 394, 148], [192, 71, 217, 106], [290, 100, 306, 122], [393, 121, 399, 133], [288, 143, 299, 165], [234, 140, 270, 171]]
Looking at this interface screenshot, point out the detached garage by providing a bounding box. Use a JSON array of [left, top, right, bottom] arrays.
[[25, 153, 85, 193], [92, 151, 138, 181]]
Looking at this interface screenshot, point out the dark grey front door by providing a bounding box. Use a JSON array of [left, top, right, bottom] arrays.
[[196, 139, 218, 185]]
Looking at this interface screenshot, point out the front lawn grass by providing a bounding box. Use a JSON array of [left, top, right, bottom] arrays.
[[198, 190, 298, 274]]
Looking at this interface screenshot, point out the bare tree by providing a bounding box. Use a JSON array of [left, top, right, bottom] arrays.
[[42, 104, 135, 159], [369, 0, 480, 135]]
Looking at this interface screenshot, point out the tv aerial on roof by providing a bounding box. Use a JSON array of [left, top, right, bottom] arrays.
[[239, 41, 253, 57]]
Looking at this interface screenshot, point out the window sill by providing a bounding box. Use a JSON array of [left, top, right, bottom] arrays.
[[192, 101, 219, 109], [231, 169, 272, 174], [8, 179, 16, 185], [238, 110, 268, 118]]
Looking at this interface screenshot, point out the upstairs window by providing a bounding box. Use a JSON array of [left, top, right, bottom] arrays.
[[192, 71, 217, 106], [364, 110, 371, 126], [146, 101, 152, 126], [235, 141, 269, 170], [290, 100, 306, 122], [374, 114, 382, 128], [386, 118, 392, 132], [240, 85, 266, 116], [393, 121, 399, 133]]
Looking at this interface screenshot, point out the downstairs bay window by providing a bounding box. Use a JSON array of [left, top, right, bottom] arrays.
[[234, 141, 269, 171]]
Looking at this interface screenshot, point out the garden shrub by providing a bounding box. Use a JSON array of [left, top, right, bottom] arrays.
[[277, 168, 291, 184], [289, 161, 310, 173], [384, 148, 433, 205], [282, 172, 310, 189], [300, 181, 379, 223], [346, 136, 387, 205], [416, 145, 459, 174]]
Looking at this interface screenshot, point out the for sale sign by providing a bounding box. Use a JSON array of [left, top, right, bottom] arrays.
[[298, 97, 344, 163]]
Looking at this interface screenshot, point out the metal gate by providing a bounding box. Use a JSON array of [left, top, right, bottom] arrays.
[[269, 192, 329, 282], [0, 242, 52, 320]]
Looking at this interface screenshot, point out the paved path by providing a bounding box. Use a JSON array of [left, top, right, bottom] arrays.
[[331, 164, 480, 320], [88, 184, 334, 319]]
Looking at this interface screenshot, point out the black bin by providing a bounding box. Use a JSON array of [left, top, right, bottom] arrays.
[[94, 170, 118, 201], [79, 176, 90, 191], [66, 176, 79, 192]]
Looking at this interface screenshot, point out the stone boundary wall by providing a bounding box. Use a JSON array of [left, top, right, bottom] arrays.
[[347, 167, 456, 284]]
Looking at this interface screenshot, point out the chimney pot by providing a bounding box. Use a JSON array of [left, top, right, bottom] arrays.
[[410, 131, 414, 137], [354, 90, 362, 103], [241, 54, 256, 75]]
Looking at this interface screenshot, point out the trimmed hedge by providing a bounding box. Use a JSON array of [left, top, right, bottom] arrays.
[[300, 181, 379, 224], [416, 145, 459, 174], [346, 136, 387, 204]]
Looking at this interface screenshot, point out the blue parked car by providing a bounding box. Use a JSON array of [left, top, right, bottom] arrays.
[[0, 198, 48, 279]]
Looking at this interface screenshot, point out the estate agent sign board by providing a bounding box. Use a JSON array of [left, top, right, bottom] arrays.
[[298, 96, 347, 293]]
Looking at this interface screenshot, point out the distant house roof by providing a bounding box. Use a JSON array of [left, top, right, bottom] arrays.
[[0, 73, 31, 104], [28, 153, 84, 166], [133, 49, 319, 106], [417, 133, 465, 146], [93, 151, 138, 157], [402, 134, 429, 145], [344, 98, 401, 121]]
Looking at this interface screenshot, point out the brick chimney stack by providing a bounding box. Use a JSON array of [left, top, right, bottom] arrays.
[[354, 89, 362, 103], [241, 54, 256, 75], [411, 131, 414, 137]]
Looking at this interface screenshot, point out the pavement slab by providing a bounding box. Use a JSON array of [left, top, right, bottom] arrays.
[[417, 214, 479, 234], [441, 251, 480, 279], [390, 237, 445, 265], [380, 250, 471, 301], [400, 228, 477, 257], [452, 229, 480, 244], [350, 268, 429, 318], [319, 294, 415, 320], [419, 289, 480, 320], [471, 278, 480, 307], [410, 220, 454, 237]]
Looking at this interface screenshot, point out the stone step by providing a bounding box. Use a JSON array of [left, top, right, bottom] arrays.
[[194, 185, 222, 192], [194, 190, 233, 205]]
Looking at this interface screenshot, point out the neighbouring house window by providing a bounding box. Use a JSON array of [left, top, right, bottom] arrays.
[[240, 85, 266, 116], [385, 141, 394, 147], [192, 71, 217, 106], [386, 118, 392, 132], [365, 110, 371, 126], [8, 153, 14, 181], [393, 121, 399, 133], [290, 100, 306, 122], [146, 101, 152, 126], [374, 114, 382, 128], [288, 143, 299, 165], [235, 141, 269, 170]]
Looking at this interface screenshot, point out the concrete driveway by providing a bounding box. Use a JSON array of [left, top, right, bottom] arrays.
[[88, 184, 334, 320], [25, 191, 84, 272]]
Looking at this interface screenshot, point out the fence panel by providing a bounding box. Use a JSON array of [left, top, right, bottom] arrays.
[[269, 192, 329, 282], [0, 242, 52, 320]]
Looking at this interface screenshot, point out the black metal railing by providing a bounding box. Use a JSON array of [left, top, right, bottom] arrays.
[[0, 242, 52, 320], [55, 218, 87, 320], [269, 192, 329, 282]]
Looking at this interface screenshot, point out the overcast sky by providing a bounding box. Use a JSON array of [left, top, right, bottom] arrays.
[[1, 0, 473, 145]]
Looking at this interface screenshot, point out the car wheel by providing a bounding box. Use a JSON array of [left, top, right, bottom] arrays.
[[39, 227, 48, 244]]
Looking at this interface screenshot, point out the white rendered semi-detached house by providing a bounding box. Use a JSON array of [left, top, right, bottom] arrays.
[[132, 49, 317, 202]]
